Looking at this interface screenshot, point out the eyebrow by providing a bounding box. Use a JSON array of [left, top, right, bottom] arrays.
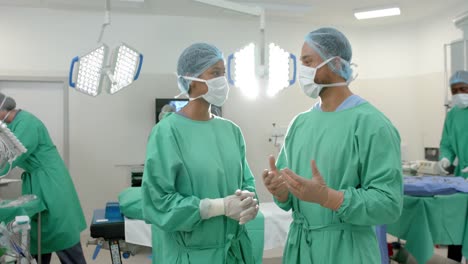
[[301, 55, 312, 61], [452, 85, 468, 89]]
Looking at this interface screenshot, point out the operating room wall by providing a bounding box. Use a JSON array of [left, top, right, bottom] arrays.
[[0, 5, 465, 220]]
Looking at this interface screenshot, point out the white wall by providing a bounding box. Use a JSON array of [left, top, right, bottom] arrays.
[[0, 4, 467, 221]]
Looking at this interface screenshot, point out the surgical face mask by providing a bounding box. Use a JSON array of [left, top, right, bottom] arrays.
[[452, 94, 468, 108], [180, 76, 230, 107], [298, 57, 349, 99]]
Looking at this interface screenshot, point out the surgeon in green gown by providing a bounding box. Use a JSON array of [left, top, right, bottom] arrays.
[[0, 93, 86, 264], [141, 43, 259, 264], [437, 70, 468, 262], [262, 27, 403, 264], [438, 70, 468, 179]]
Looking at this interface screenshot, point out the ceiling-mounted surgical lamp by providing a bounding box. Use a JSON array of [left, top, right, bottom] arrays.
[[194, 0, 296, 98], [227, 42, 296, 98], [228, 43, 259, 99], [68, 0, 144, 97], [267, 43, 296, 97]]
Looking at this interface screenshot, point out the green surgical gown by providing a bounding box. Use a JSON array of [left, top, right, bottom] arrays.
[[275, 103, 403, 264], [141, 113, 257, 264], [440, 106, 468, 178], [4, 110, 86, 254]]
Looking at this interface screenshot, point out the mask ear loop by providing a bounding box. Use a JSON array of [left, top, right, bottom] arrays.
[[175, 73, 190, 99], [175, 75, 206, 101], [174, 92, 186, 99], [0, 96, 7, 111], [346, 62, 359, 84], [0, 97, 10, 124], [330, 57, 359, 85], [317, 57, 336, 70], [2, 111, 12, 122]]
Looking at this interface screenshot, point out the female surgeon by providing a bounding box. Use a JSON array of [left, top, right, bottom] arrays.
[[142, 43, 259, 264]]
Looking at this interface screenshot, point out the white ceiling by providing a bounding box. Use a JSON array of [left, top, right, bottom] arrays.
[[0, 0, 467, 27]]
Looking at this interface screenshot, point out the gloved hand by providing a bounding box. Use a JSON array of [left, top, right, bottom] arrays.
[[462, 167, 468, 173], [239, 203, 259, 225], [235, 189, 255, 200], [281, 160, 344, 211], [199, 198, 225, 220], [438, 158, 451, 175], [199, 193, 256, 221], [234, 189, 259, 224], [262, 155, 289, 202]]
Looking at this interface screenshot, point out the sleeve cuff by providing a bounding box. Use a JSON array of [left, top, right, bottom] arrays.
[[274, 193, 292, 211], [336, 189, 351, 218]]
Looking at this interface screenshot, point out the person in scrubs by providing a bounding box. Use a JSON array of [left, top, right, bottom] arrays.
[[0, 92, 87, 264], [142, 43, 259, 264], [262, 27, 403, 264], [438, 70, 468, 262]]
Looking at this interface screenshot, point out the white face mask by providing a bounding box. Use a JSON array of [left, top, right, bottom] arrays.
[[298, 57, 351, 99], [180, 76, 230, 107], [452, 94, 468, 109]]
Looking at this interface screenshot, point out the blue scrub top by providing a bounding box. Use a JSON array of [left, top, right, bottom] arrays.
[[313, 94, 367, 112]]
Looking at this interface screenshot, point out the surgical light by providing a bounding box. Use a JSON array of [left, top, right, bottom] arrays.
[[108, 43, 144, 95], [228, 43, 296, 98], [196, 0, 297, 97], [267, 43, 296, 97], [228, 43, 259, 99], [0, 121, 27, 178], [68, 0, 143, 97], [69, 45, 108, 97], [69, 44, 143, 96], [354, 7, 401, 20]]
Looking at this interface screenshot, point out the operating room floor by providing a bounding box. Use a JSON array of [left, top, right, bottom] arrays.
[[46, 234, 464, 264]]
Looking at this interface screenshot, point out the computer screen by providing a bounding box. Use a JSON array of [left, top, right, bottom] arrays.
[[155, 98, 222, 123]]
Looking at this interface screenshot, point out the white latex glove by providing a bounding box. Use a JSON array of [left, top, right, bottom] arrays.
[[438, 158, 451, 175], [199, 195, 247, 221], [239, 203, 259, 225], [235, 189, 259, 224], [235, 189, 255, 201], [462, 167, 468, 173], [199, 198, 225, 220]]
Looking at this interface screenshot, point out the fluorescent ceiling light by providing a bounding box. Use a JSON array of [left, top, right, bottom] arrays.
[[354, 7, 400, 20]]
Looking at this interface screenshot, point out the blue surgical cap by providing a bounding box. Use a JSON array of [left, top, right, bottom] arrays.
[[176, 43, 224, 93], [449, 70, 468, 86], [304, 27, 353, 81]]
